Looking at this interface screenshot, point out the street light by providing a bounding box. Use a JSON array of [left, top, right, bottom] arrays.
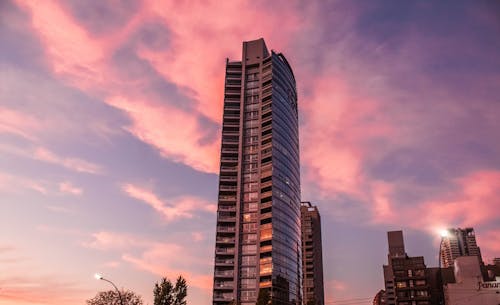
[[94, 273, 124, 305]]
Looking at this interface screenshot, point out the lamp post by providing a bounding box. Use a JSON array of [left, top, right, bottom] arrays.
[[94, 273, 124, 305]]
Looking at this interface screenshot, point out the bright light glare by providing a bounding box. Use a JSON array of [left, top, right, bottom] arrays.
[[440, 229, 449, 237], [94, 273, 103, 280]]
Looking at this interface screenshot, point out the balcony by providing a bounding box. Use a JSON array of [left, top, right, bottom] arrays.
[[220, 176, 237, 182], [217, 226, 236, 233], [216, 237, 235, 244], [216, 247, 235, 255], [218, 216, 236, 223], [221, 147, 239, 154], [215, 258, 235, 266], [260, 212, 272, 220], [219, 185, 237, 192], [220, 166, 237, 172], [214, 270, 234, 277], [260, 245, 272, 253], [219, 195, 237, 202], [214, 281, 235, 290], [213, 292, 234, 302], [218, 205, 236, 212]]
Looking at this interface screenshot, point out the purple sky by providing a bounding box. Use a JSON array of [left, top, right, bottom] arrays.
[[1, 1, 500, 304]]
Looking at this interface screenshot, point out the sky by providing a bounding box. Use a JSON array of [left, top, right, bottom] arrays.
[[1, 0, 499, 304]]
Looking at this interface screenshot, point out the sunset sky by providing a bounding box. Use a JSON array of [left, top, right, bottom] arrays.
[[1, 1, 500, 304]]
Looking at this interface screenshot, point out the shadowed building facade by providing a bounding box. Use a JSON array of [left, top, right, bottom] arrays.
[[383, 231, 432, 305], [212, 38, 301, 305], [300, 202, 325, 305]]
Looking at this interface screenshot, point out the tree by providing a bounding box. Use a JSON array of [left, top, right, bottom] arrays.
[[86, 289, 143, 305], [154, 275, 187, 305]]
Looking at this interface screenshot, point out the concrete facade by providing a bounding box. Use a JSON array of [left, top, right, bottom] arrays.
[[444, 256, 500, 305]]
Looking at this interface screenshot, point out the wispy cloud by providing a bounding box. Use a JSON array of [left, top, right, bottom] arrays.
[[121, 183, 215, 222], [0, 107, 40, 140], [33, 147, 102, 174], [58, 181, 83, 196]]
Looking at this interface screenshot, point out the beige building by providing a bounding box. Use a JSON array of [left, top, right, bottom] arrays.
[[444, 256, 500, 305]]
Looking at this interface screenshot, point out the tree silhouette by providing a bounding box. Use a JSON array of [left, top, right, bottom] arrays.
[[154, 275, 187, 305]]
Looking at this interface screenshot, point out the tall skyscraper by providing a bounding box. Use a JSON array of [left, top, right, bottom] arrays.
[[212, 38, 301, 305], [440, 228, 483, 268], [300, 202, 325, 305]]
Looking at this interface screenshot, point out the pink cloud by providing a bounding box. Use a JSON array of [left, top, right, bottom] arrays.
[[15, 0, 105, 90], [0, 107, 40, 140], [122, 183, 216, 222], [477, 229, 500, 263], [369, 170, 500, 258], [14, 0, 309, 175], [58, 181, 83, 196], [106, 96, 220, 173], [0, 171, 48, 195], [301, 76, 395, 198], [141, 0, 304, 122], [82, 231, 150, 251], [33, 147, 102, 174]]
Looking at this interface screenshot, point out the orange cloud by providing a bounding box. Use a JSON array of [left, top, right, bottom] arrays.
[[122, 183, 216, 222]]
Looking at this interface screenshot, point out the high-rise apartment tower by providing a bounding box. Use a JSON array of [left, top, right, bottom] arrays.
[[212, 39, 301, 305], [440, 228, 483, 268], [300, 202, 325, 305]]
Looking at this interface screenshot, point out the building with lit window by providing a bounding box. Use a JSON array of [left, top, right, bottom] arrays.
[[212, 38, 301, 305], [300, 202, 325, 305], [383, 231, 432, 305], [439, 227, 483, 268]]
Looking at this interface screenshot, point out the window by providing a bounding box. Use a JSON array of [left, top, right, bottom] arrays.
[[243, 223, 257, 232], [240, 266, 256, 277], [243, 213, 257, 222], [243, 234, 257, 243], [396, 281, 407, 288], [242, 245, 256, 254], [242, 256, 256, 265], [241, 279, 256, 289]]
